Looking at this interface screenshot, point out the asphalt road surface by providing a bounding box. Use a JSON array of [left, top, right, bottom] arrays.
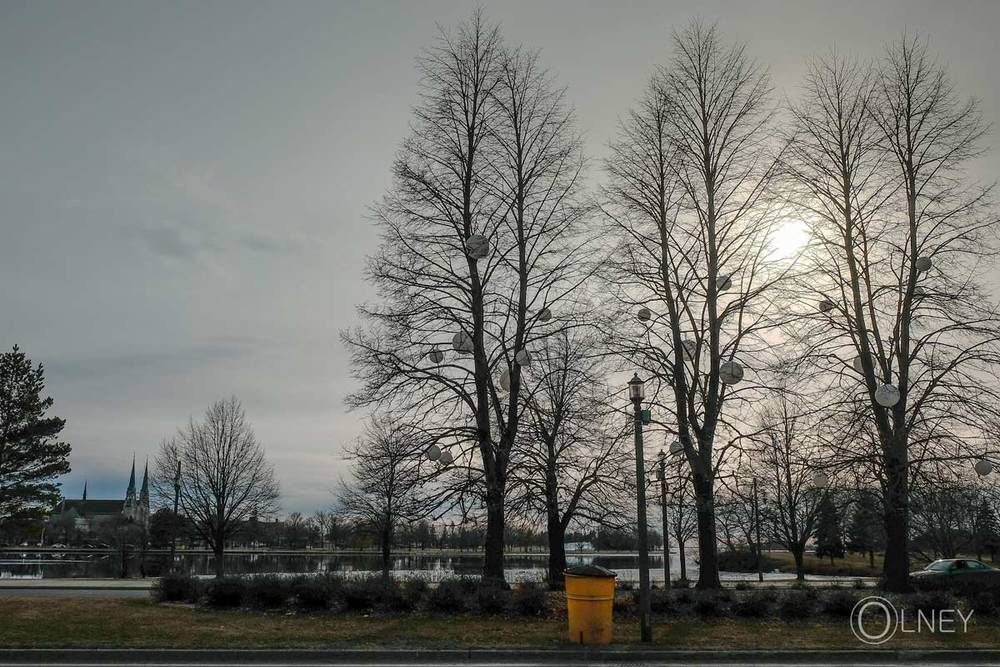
[[1, 662, 1000, 667], [0, 587, 148, 598]]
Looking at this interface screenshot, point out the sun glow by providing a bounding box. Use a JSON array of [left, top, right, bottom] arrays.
[[770, 218, 810, 261]]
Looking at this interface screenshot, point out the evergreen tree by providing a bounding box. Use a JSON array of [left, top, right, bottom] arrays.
[[846, 492, 884, 568], [0, 346, 71, 534], [814, 495, 845, 564]]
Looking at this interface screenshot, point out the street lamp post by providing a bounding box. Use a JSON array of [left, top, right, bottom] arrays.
[[658, 450, 671, 589], [628, 373, 652, 643]]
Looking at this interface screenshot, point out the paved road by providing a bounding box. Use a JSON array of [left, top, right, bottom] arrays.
[[0, 587, 148, 598], [1, 662, 999, 666], [1, 650, 999, 666]]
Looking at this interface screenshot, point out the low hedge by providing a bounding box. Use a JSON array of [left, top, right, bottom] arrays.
[[152, 572, 202, 603], [243, 575, 294, 610], [204, 577, 245, 608], [158, 574, 1000, 622]]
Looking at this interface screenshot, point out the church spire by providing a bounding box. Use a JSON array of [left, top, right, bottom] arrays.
[[140, 459, 150, 507], [125, 454, 137, 507]]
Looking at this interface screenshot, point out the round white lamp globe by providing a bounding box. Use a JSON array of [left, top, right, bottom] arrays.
[[452, 332, 473, 353], [874, 384, 901, 407], [852, 356, 864, 374], [720, 360, 744, 385], [466, 234, 490, 260]]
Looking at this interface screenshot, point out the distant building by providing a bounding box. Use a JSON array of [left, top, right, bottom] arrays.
[[51, 457, 150, 535]]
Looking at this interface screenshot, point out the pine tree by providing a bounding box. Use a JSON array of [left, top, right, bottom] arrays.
[[846, 492, 884, 568], [0, 346, 71, 532], [814, 495, 845, 565]]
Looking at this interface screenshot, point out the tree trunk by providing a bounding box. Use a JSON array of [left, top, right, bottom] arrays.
[[869, 550, 875, 569], [482, 487, 506, 587], [213, 543, 225, 578], [677, 535, 687, 581], [692, 473, 720, 589], [791, 546, 805, 581], [881, 443, 911, 592], [380, 523, 392, 580], [547, 520, 567, 590]]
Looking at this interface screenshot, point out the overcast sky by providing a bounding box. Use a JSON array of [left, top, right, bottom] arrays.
[[2, 0, 998, 513]]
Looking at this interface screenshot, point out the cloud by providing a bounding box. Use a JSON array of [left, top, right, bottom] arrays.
[[130, 218, 307, 263]]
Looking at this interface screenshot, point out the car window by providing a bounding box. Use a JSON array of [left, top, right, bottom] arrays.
[[968, 560, 988, 570], [927, 560, 952, 571], [954, 560, 968, 570]]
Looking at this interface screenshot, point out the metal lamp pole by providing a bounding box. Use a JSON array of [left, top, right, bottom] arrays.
[[628, 373, 652, 643], [658, 450, 671, 589]]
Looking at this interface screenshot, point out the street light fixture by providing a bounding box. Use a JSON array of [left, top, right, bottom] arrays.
[[628, 373, 652, 643]]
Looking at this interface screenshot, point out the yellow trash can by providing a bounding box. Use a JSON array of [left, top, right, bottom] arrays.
[[564, 564, 617, 645]]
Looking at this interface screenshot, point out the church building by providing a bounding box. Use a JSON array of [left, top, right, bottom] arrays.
[[52, 457, 151, 535]]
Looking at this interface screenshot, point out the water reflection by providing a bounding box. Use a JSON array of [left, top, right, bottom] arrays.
[[0, 550, 857, 583]]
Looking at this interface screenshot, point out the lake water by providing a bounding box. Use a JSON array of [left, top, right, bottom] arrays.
[[0, 549, 863, 583]]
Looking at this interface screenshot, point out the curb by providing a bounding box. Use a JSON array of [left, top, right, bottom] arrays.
[[0, 584, 153, 591], [2, 648, 1000, 664]]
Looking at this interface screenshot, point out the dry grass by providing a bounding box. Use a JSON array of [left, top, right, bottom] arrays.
[[1, 598, 999, 649]]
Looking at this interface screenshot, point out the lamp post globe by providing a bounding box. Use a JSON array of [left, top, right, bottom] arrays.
[[628, 373, 645, 402]]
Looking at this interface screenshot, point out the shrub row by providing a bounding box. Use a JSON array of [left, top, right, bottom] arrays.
[[152, 572, 549, 616], [612, 586, 997, 620]]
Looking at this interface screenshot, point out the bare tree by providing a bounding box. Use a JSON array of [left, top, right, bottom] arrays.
[[603, 21, 785, 589], [663, 465, 699, 582], [152, 397, 279, 577], [745, 394, 826, 580], [910, 483, 977, 560], [338, 418, 426, 577], [312, 510, 334, 549], [784, 41, 1000, 590], [510, 332, 630, 588], [344, 13, 591, 585]]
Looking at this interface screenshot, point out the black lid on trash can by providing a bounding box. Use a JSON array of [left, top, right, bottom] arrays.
[[564, 564, 617, 578]]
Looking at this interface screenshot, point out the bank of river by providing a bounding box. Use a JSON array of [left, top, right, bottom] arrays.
[[0, 548, 868, 584]]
